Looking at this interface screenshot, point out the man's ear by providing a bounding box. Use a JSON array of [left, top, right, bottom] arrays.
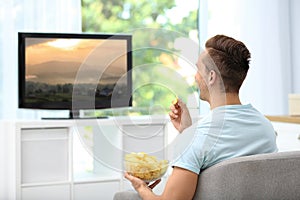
[[208, 70, 216, 86]]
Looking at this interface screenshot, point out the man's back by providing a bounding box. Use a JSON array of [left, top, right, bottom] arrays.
[[173, 104, 278, 174]]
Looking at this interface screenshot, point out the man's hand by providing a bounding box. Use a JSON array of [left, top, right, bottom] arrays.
[[124, 172, 148, 191], [169, 99, 192, 133], [124, 168, 198, 200], [124, 172, 161, 191]]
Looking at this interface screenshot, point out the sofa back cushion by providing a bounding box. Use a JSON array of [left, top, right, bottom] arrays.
[[193, 151, 300, 200]]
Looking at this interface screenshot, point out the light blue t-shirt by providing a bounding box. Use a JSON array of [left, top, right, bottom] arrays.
[[173, 104, 278, 174]]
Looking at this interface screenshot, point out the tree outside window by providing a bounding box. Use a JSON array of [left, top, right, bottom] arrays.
[[82, 0, 199, 116]]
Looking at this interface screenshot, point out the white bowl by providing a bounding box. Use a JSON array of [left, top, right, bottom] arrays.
[[124, 153, 169, 182]]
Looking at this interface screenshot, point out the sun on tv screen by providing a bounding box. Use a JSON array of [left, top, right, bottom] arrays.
[[18, 32, 132, 118]]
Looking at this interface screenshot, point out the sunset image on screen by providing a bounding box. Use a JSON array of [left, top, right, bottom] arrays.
[[25, 38, 127, 84], [24, 36, 129, 106]]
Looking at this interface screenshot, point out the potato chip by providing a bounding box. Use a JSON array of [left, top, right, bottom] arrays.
[[172, 98, 179, 108]]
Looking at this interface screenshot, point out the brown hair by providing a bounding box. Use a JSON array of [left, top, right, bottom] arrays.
[[204, 35, 251, 93]]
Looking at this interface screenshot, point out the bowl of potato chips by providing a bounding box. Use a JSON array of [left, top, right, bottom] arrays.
[[124, 152, 169, 182]]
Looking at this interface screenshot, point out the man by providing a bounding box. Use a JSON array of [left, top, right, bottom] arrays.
[[125, 35, 278, 200]]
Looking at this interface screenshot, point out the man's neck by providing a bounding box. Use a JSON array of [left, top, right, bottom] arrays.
[[209, 93, 241, 110]]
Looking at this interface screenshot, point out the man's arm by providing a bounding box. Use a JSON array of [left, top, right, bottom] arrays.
[[125, 167, 198, 200]]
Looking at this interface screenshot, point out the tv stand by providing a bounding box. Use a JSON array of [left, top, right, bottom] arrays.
[[3, 117, 168, 200], [69, 109, 80, 119], [41, 110, 108, 120]]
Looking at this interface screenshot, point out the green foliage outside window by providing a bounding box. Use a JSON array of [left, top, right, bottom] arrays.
[[81, 0, 199, 116]]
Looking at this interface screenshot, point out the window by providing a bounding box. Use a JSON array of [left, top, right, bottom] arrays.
[[81, 0, 200, 117]]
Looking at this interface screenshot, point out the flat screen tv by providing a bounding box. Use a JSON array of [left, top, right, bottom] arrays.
[[18, 32, 132, 119]]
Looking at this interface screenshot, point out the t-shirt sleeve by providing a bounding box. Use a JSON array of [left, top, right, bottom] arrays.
[[172, 130, 208, 175]]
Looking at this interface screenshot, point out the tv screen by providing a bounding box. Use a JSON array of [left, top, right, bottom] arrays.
[[18, 32, 132, 118]]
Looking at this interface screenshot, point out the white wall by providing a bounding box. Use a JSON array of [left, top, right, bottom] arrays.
[[204, 0, 300, 115], [290, 0, 300, 93]]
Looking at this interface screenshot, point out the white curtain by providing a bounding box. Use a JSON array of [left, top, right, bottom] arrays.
[[200, 0, 300, 115], [0, 0, 81, 199], [0, 0, 82, 120]]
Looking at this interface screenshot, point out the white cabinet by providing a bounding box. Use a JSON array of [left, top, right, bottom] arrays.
[[10, 117, 168, 200], [266, 116, 300, 152], [272, 122, 300, 152], [16, 125, 73, 200]]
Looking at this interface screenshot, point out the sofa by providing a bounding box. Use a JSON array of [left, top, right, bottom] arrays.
[[113, 151, 300, 200]]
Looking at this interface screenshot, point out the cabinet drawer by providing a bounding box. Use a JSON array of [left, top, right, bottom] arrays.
[[74, 181, 119, 200], [21, 128, 69, 184], [21, 128, 68, 141], [22, 184, 71, 200]]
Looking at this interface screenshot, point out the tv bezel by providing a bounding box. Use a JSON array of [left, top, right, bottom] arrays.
[[18, 32, 132, 112]]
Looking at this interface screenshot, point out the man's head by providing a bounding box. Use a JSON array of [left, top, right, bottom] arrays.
[[195, 35, 251, 101]]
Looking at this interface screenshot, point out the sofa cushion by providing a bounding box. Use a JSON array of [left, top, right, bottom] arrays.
[[194, 151, 300, 200], [113, 191, 141, 200]]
